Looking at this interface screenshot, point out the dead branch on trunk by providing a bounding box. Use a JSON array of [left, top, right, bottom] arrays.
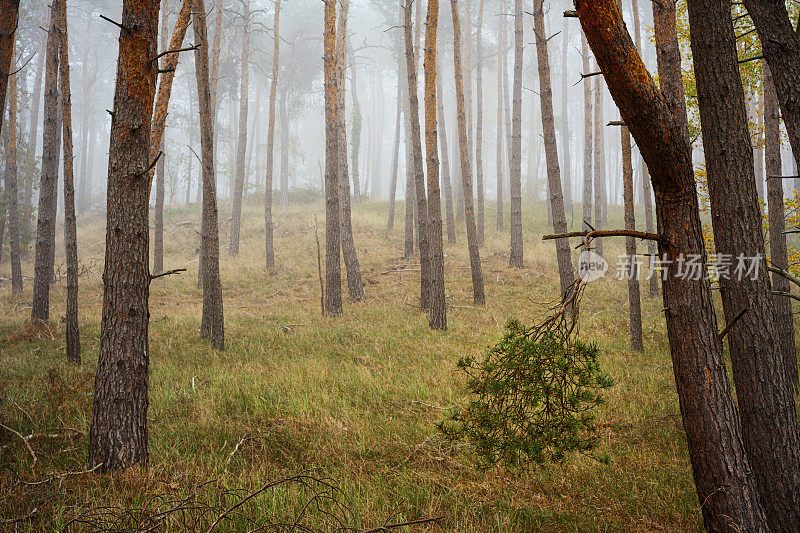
[[150, 268, 187, 281], [718, 307, 748, 341]]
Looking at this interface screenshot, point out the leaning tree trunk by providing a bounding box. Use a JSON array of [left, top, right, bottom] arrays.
[[532, 0, 574, 300], [88, 0, 161, 473], [336, 0, 365, 302], [229, 0, 250, 257], [620, 124, 643, 351], [496, 0, 506, 230], [323, 0, 342, 316], [765, 64, 797, 387], [403, 0, 432, 309], [435, 66, 456, 244], [592, 66, 605, 256], [0, 0, 20, 135], [57, 0, 80, 364], [475, 0, 485, 246], [193, 0, 225, 349], [264, 0, 281, 270], [688, 1, 800, 529], [581, 34, 592, 228], [149, 0, 193, 273], [424, 0, 447, 330], [451, 0, 485, 305], [5, 39, 22, 294], [508, 0, 523, 268], [576, 1, 769, 530], [31, 0, 60, 323]]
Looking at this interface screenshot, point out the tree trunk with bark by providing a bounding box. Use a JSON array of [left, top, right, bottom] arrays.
[[31, 0, 61, 323], [323, 0, 342, 316], [153, 0, 168, 275], [279, 87, 289, 206], [88, 0, 162, 473], [57, 0, 80, 364], [436, 66, 456, 244], [5, 39, 21, 293], [592, 67, 605, 256], [560, 13, 572, 226], [451, 0, 485, 304], [688, 1, 800, 529], [424, 0, 447, 329], [0, 0, 20, 135], [387, 73, 402, 230], [264, 0, 281, 270], [475, 0, 485, 246], [229, 0, 250, 256], [581, 34, 592, 228], [336, 0, 364, 302], [496, 0, 506, 230], [404, 0, 432, 309], [508, 0, 523, 267], [533, 0, 574, 299], [765, 65, 797, 387], [193, 0, 224, 349], [620, 124, 643, 351], [349, 41, 362, 203], [576, 0, 770, 529]]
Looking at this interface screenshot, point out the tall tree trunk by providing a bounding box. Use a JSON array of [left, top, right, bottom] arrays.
[[404, 0, 431, 308], [451, 0, 485, 304], [387, 73, 402, 230], [150, 0, 193, 273], [371, 71, 383, 198], [496, 0, 506, 230], [57, 0, 80, 364], [475, 0, 485, 246], [592, 66, 604, 256], [264, 0, 281, 270], [349, 41, 362, 203], [31, 0, 61, 323], [323, 0, 342, 316], [153, 0, 169, 276], [754, 84, 764, 200], [560, 12, 572, 226], [279, 87, 289, 206], [193, 0, 224, 349], [5, 39, 21, 293], [25, 7, 47, 243], [0, 0, 20, 135], [424, 0, 447, 329], [436, 66, 456, 244], [620, 124, 643, 351], [508, 0, 523, 267], [77, 13, 94, 214], [229, 0, 250, 256], [581, 34, 592, 228], [336, 0, 364, 302], [88, 0, 161, 472], [576, 1, 769, 529], [765, 65, 797, 386], [688, 1, 800, 529], [532, 0, 573, 299]]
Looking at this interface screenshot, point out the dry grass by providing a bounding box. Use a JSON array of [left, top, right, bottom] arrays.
[[0, 193, 700, 531]]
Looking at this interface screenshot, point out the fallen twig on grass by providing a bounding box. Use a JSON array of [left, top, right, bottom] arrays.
[[0, 423, 36, 463], [360, 516, 445, 532]]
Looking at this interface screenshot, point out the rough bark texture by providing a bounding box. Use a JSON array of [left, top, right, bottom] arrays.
[[508, 0, 523, 267], [435, 66, 456, 244], [31, 0, 61, 323], [323, 0, 342, 316], [153, 0, 168, 276], [744, 0, 800, 171], [424, 0, 446, 329], [57, 0, 80, 364], [0, 0, 20, 135], [336, 0, 364, 302], [475, 0, 485, 246], [404, 0, 432, 309], [533, 0, 574, 299], [688, 1, 800, 530], [581, 34, 592, 228], [592, 68, 605, 257], [193, 0, 224, 349], [88, 0, 162, 472], [264, 0, 281, 270], [451, 0, 485, 305], [229, 0, 250, 256], [620, 125, 642, 351], [575, 0, 769, 530], [5, 39, 21, 293], [765, 65, 797, 386]]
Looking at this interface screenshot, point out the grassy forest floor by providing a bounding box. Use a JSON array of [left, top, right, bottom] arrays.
[[1, 193, 709, 531]]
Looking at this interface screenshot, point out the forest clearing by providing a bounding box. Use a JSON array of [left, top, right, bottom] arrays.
[[1, 197, 699, 531]]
